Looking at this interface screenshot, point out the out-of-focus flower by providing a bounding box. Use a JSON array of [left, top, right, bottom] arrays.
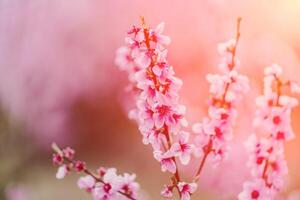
[[62, 147, 75, 160], [193, 18, 249, 182], [56, 164, 69, 179], [77, 175, 95, 192], [161, 185, 174, 198], [74, 160, 86, 172], [239, 179, 273, 200], [52, 153, 63, 165], [5, 185, 29, 200], [239, 64, 299, 199]]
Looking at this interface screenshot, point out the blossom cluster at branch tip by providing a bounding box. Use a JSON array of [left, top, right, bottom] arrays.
[[239, 64, 300, 200], [192, 18, 249, 177], [52, 143, 139, 200], [115, 18, 196, 199]]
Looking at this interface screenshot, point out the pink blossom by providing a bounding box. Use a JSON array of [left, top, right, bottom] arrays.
[[152, 104, 187, 131], [74, 160, 86, 172], [118, 173, 140, 199], [240, 64, 299, 198], [97, 167, 107, 178], [192, 20, 249, 183], [161, 185, 174, 198], [217, 39, 240, 73], [154, 150, 177, 174], [177, 182, 197, 200], [115, 47, 134, 72], [192, 124, 210, 157], [264, 64, 282, 77], [116, 18, 249, 199], [115, 19, 193, 198], [56, 164, 69, 179], [150, 22, 171, 46], [92, 168, 120, 200], [238, 179, 273, 200], [193, 115, 233, 163], [170, 131, 193, 165], [62, 147, 75, 160], [77, 175, 95, 192], [52, 153, 63, 165], [139, 126, 167, 150]]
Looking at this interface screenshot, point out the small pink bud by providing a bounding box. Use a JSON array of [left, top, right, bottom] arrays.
[[75, 161, 86, 172], [63, 147, 75, 160], [97, 167, 106, 178], [52, 153, 63, 165]]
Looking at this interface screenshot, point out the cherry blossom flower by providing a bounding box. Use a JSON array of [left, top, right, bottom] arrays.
[[75, 160, 86, 172], [170, 131, 193, 165], [63, 147, 75, 160], [177, 182, 197, 200], [161, 185, 174, 198], [264, 64, 282, 77], [52, 153, 63, 165], [77, 175, 95, 192], [238, 179, 274, 200], [119, 173, 140, 199], [154, 150, 177, 174], [115, 17, 251, 199], [239, 64, 299, 199], [217, 38, 240, 73], [150, 22, 171, 46], [92, 168, 120, 200]]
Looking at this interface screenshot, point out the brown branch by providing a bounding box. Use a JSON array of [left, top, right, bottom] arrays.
[[193, 137, 212, 182]]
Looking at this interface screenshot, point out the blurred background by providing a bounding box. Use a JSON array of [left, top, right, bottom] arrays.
[[1, 0, 300, 199]]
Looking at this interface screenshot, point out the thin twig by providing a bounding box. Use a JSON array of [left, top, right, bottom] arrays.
[[52, 143, 136, 200]]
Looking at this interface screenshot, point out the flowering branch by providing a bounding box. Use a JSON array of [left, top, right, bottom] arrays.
[[139, 16, 182, 189], [52, 143, 139, 200], [192, 17, 249, 182], [239, 64, 300, 199], [116, 17, 196, 199], [49, 17, 300, 200]]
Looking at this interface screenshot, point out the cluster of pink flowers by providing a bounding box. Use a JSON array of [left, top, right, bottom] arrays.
[[51, 18, 299, 200], [239, 64, 300, 199], [52, 143, 139, 200], [115, 18, 196, 199], [115, 17, 251, 199], [192, 18, 249, 180]]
